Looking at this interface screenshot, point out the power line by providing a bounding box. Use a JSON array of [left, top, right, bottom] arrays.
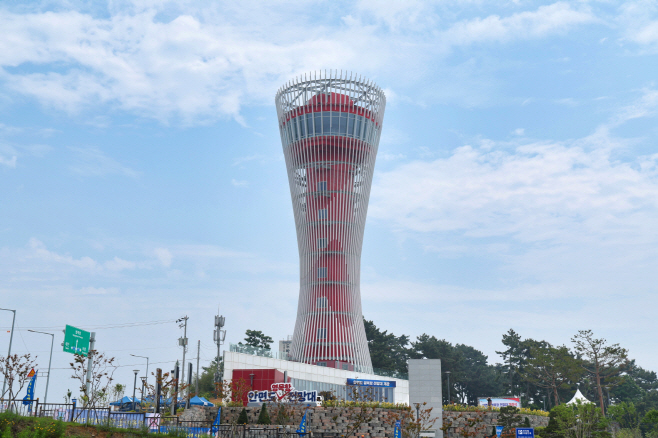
[[50, 360, 175, 370], [0, 319, 175, 331]]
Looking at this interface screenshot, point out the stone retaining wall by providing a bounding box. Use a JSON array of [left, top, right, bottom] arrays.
[[180, 406, 548, 438]]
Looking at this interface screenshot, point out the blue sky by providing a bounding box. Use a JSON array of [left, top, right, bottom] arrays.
[[1, 0, 658, 402]]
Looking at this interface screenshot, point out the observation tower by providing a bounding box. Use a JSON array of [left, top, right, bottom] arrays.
[[275, 71, 386, 372]]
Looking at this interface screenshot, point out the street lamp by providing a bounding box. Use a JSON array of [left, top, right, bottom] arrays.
[[27, 330, 54, 404], [414, 403, 421, 438], [0, 308, 16, 399], [444, 371, 451, 405], [543, 395, 546, 411], [130, 354, 149, 396], [132, 370, 139, 411]]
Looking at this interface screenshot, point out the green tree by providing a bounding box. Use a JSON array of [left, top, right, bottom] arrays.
[[498, 406, 523, 429], [240, 330, 273, 350], [641, 409, 658, 438], [608, 402, 640, 430], [411, 334, 464, 403], [237, 408, 249, 424], [454, 344, 505, 405], [522, 345, 583, 407], [611, 361, 658, 415], [571, 330, 629, 414], [544, 402, 610, 438], [257, 403, 271, 425], [196, 356, 223, 399], [364, 318, 410, 376], [497, 330, 550, 407]]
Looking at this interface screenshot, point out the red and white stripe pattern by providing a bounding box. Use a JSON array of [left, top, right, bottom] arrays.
[[275, 70, 386, 372]]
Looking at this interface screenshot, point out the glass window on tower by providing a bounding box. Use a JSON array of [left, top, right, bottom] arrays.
[[318, 181, 327, 192], [317, 328, 327, 339], [318, 238, 327, 249], [318, 267, 327, 278], [317, 297, 328, 308], [318, 209, 327, 220]]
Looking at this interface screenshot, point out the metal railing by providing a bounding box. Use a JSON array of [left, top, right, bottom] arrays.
[[1, 400, 345, 438]]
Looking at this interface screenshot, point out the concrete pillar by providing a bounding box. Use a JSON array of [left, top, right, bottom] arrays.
[[409, 359, 443, 438]]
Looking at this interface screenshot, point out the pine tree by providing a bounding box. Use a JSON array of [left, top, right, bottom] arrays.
[[257, 403, 271, 425], [498, 406, 523, 428], [237, 407, 249, 424]]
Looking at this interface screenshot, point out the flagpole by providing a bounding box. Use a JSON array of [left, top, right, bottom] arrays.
[[28, 330, 54, 404]]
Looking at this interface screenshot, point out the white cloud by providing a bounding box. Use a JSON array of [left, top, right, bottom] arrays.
[[154, 247, 173, 267], [231, 179, 249, 187], [632, 21, 658, 44], [0, 154, 17, 167], [371, 134, 658, 244], [104, 256, 137, 271], [0, 2, 598, 123], [443, 2, 595, 47], [28, 237, 98, 269], [68, 147, 138, 177]]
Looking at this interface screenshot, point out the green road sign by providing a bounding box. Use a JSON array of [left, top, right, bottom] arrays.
[[63, 325, 90, 356]]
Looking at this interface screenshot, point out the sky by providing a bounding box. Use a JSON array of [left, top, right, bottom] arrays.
[[1, 0, 658, 403]]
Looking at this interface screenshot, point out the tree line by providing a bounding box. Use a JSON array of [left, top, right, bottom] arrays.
[[365, 320, 658, 417]]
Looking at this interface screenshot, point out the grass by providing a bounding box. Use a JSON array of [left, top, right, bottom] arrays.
[[0, 411, 182, 438]]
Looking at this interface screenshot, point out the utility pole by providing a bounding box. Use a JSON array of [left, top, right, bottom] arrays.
[[0, 308, 16, 398], [195, 340, 200, 395], [213, 313, 226, 384], [85, 332, 96, 403], [177, 316, 188, 400]]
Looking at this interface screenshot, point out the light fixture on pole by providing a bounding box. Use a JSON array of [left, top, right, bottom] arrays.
[[444, 371, 451, 405], [130, 354, 149, 391], [0, 308, 16, 398], [132, 370, 139, 411], [27, 329, 54, 404]]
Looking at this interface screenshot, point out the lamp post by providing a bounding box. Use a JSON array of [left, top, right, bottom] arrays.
[[414, 403, 421, 438], [27, 330, 54, 404], [0, 308, 16, 399], [444, 371, 451, 405], [132, 370, 139, 411], [543, 395, 546, 411], [130, 354, 149, 394], [140, 377, 147, 403]]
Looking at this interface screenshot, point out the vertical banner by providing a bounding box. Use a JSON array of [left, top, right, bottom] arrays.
[[23, 369, 37, 406]]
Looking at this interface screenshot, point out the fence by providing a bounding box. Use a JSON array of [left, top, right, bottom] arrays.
[[1, 400, 341, 438]]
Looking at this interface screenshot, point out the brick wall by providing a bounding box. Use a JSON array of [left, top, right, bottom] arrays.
[[180, 406, 548, 438]]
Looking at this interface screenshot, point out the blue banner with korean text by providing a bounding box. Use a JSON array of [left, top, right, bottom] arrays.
[[346, 378, 396, 387]]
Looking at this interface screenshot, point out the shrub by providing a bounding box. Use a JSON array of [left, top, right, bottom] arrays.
[[257, 403, 271, 425], [442, 405, 549, 417], [237, 408, 249, 424]]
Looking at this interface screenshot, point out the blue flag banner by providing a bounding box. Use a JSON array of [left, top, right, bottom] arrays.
[[212, 407, 221, 434], [496, 426, 504, 438], [297, 409, 308, 437], [23, 371, 37, 406], [394, 420, 401, 438]]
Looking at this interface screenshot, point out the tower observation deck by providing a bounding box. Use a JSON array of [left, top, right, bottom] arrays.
[[275, 71, 386, 372]]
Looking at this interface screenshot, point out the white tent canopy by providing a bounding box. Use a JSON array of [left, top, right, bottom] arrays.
[[566, 388, 593, 405]]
